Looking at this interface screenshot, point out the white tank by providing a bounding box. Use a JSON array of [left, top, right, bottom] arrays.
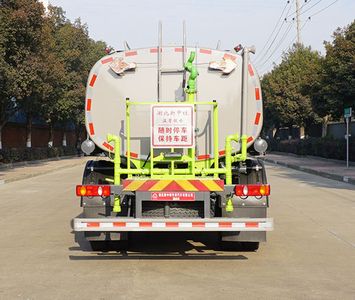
[[85, 46, 263, 160]]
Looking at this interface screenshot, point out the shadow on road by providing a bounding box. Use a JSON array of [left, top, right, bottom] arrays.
[[69, 232, 249, 261]]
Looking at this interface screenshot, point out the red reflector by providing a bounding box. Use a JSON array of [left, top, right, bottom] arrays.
[[246, 222, 259, 228], [76, 185, 111, 197], [234, 184, 270, 196], [219, 222, 232, 228], [139, 222, 152, 228]]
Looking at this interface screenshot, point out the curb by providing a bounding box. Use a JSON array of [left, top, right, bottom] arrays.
[[261, 157, 355, 186], [0, 158, 88, 185], [270, 151, 355, 167]]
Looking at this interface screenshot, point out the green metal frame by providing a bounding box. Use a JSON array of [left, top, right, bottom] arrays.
[[107, 99, 247, 185], [106, 51, 247, 186]]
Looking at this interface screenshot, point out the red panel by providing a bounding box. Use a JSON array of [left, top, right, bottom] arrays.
[[255, 88, 261, 100], [192, 222, 205, 227], [89, 74, 97, 87], [87, 222, 100, 227], [247, 136, 253, 143], [200, 49, 212, 54], [219, 150, 226, 156], [219, 222, 232, 228], [175, 47, 183, 52], [150, 48, 158, 53], [137, 180, 158, 191], [215, 180, 225, 189], [248, 64, 254, 77], [88, 123, 95, 135], [246, 222, 259, 228], [125, 51, 137, 57], [122, 180, 132, 188], [139, 222, 152, 227], [163, 181, 184, 191], [113, 222, 126, 227], [254, 112, 261, 125], [197, 154, 211, 160], [223, 53, 236, 61], [189, 180, 209, 191], [101, 57, 113, 64], [86, 99, 92, 111], [103, 142, 113, 151], [125, 151, 138, 158], [166, 222, 179, 227]]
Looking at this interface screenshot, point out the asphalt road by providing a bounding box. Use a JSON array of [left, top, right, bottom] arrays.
[[0, 162, 354, 300]]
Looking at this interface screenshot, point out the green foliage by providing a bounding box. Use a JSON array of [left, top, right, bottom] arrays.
[[262, 45, 323, 130], [0, 0, 107, 147], [262, 20, 355, 133], [0, 146, 77, 163], [268, 137, 355, 161], [317, 21, 355, 119]]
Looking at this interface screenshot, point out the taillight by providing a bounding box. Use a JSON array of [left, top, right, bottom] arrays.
[[234, 184, 270, 196], [76, 185, 111, 197]]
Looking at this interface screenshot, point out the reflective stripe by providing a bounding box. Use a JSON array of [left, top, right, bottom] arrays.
[[125, 180, 147, 191], [86, 99, 92, 111], [255, 88, 261, 100], [101, 57, 113, 64], [200, 49, 212, 54], [89, 74, 97, 87], [201, 180, 223, 192], [122, 179, 224, 192], [149, 180, 173, 191], [176, 180, 199, 191], [88, 123, 95, 135], [125, 51, 137, 57], [223, 53, 237, 61], [74, 218, 274, 232], [254, 112, 261, 125], [248, 64, 255, 77], [102, 142, 113, 151]]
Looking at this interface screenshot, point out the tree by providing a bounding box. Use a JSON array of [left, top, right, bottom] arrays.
[[0, 9, 12, 148], [52, 16, 106, 144], [1, 0, 48, 147], [316, 21, 355, 124], [0, 1, 107, 150], [262, 45, 323, 137]]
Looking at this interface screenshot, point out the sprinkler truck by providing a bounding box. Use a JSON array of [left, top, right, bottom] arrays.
[[73, 27, 273, 251]]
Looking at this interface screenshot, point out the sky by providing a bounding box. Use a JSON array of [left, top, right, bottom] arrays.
[[45, 0, 354, 75]]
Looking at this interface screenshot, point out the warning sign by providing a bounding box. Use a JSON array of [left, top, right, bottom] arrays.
[[151, 104, 194, 148]]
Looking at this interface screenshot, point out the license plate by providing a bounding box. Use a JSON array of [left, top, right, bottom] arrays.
[[151, 192, 195, 201]]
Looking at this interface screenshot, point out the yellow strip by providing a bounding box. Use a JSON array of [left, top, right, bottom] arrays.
[[201, 180, 223, 191], [176, 180, 198, 191], [149, 180, 172, 191], [123, 180, 146, 191]]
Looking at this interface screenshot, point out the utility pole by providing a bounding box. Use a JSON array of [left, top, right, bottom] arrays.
[[295, 0, 301, 46]]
